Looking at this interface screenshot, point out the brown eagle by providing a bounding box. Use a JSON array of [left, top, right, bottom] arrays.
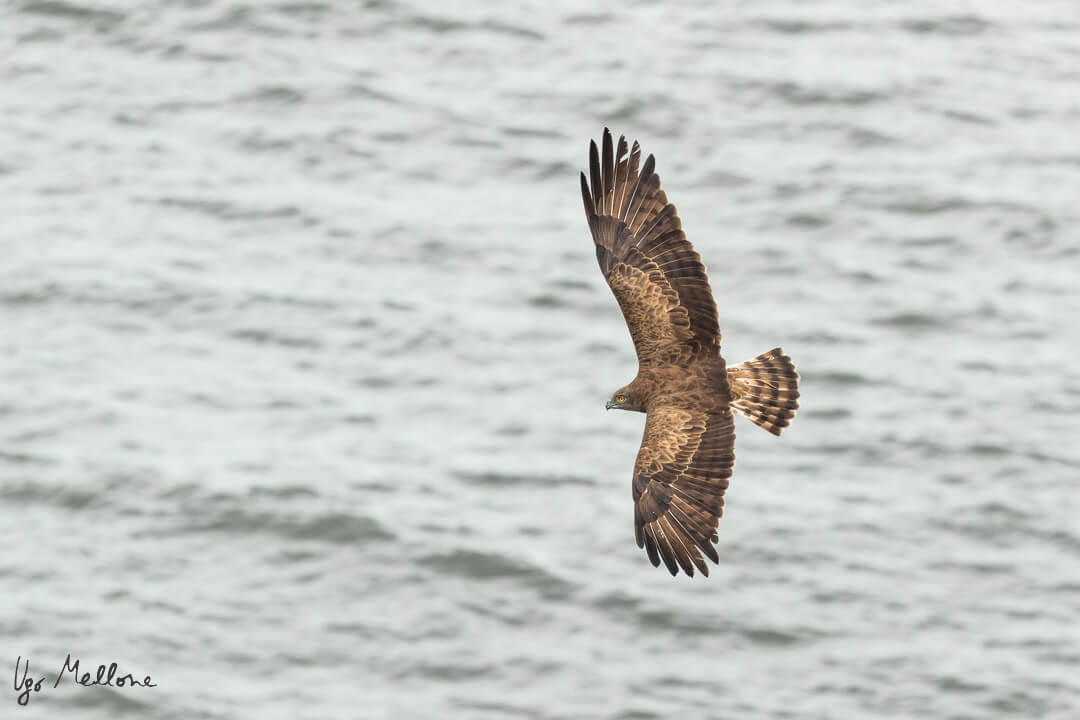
[[580, 129, 800, 577]]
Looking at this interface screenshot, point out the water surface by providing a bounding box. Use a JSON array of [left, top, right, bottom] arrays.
[[3, 1, 1079, 718]]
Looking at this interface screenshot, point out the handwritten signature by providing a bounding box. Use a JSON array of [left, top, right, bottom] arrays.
[[14, 655, 156, 706]]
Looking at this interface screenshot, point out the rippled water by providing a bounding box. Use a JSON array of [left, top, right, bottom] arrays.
[[3, 1, 1080, 718]]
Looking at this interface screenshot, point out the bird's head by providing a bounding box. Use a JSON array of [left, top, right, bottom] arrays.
[[606, 387, 642, 412]]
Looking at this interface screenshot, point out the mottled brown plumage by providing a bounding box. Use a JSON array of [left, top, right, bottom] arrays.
[[581, 129, 800, 577]]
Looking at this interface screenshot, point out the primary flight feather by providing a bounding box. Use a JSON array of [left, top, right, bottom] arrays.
[[580, 129, 800, 577]]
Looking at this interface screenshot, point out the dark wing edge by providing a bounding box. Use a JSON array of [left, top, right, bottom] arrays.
[[632, 406, 735, 577], [580, 128, 721, 351]]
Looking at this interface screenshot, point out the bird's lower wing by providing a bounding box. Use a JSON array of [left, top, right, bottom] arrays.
[[632, 405, 735, 577]]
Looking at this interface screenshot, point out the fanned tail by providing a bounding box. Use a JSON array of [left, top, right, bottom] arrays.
[[727, 348, 800, 436]]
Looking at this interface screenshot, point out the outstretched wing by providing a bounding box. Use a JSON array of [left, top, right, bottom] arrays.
[[632, 404, 735, 577], [580, 128, 720, 362]]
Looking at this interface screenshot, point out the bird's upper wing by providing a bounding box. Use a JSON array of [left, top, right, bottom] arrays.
[[632, 404, 735, 576], [580, 129, 720, 363]]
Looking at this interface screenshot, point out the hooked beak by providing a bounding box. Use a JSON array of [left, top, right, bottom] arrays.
[[605, 400, 616, 411]]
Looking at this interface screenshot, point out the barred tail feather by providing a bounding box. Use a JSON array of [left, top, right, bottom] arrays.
[[728, 348, 800, 436]]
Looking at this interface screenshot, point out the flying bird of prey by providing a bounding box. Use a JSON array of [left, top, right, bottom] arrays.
[[580, 129, 800, 577]]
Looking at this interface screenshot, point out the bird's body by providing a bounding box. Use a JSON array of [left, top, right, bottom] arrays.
[[580, 129, 800, 577]]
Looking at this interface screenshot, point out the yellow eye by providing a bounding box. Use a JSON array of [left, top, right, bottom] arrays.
[[617, 395, 626, 403]]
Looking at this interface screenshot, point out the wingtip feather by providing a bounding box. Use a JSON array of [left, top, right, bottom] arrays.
[[602, 130, 615, 214], [580, 171, 593, 217], [588, 140, 602, 210]]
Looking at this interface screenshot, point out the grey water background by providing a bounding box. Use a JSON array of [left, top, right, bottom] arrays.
[[3, 0, 1079, 718]]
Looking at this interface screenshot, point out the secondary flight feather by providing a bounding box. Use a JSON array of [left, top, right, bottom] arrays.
[[580, 128, 800, 577]]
